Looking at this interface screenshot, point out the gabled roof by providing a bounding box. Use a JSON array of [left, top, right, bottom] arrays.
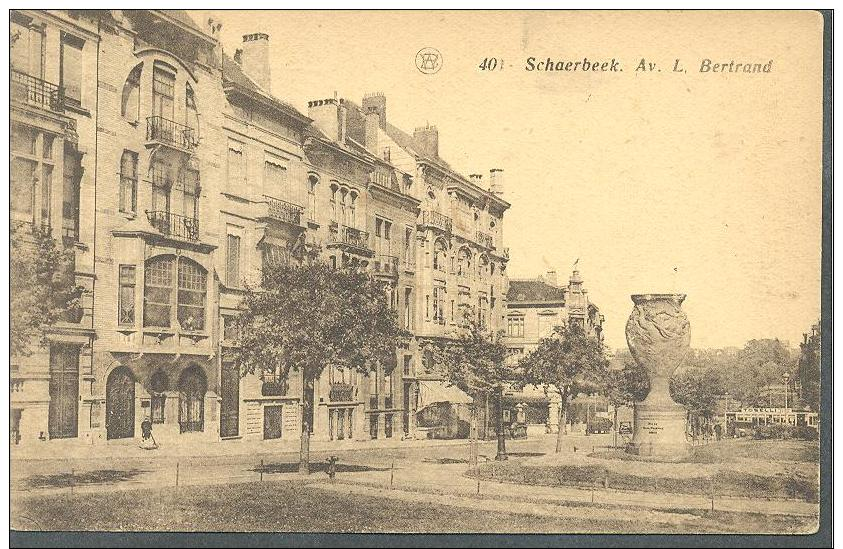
[[222, 53, 310, 126], [507, 279, 566, 303]]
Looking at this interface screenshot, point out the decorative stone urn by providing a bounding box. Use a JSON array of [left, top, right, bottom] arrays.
[[625, 293, 691, 458]]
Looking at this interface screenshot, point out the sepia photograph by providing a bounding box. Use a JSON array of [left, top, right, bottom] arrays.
[[7, 8, 831, 545]]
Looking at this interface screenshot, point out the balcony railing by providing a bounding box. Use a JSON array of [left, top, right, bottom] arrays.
[[476, 231, 495, 250], [146, 211, 199, 242], [330, 383, 355, 402], [374, 255, 399, 275], [420, 210, 452, 233], [263, 195, 303, 226], [146, 116, 198, 152], [402, 255, 416, 271], [11, 69, 64, 112], [329, 226, 373, 254], [261, 372, 288, 397]]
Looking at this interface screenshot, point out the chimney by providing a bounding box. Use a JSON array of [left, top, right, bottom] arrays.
[[413, 124, 439, 158], [469, 174, 483, 187], [545, 270, 557, 287], [362, 92, 387, 128], [489, 168, 504, 195], [307, 98, 346, 142], [365, 110, 380, 154], [241, 33, 271, 92]]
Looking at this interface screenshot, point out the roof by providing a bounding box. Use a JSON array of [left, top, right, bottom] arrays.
[[507, 279, 566, 303], [222, 53, 310, 125], [158, 10, 206, 35]]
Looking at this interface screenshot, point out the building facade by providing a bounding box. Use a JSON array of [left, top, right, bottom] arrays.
[[10, 10, 511, 447]]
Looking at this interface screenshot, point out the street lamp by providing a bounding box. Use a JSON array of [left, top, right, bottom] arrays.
[[782, 372, 790, 411]]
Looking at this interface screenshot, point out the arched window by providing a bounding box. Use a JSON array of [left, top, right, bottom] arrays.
[[143, 256, 207, 330], [149, 370, 169, 424], [349, 191, 357, 229], [121, 64, 142, 123], [458, 247, 472, 278], [178, 365, 206, 433], [478, 255, 489, 279]]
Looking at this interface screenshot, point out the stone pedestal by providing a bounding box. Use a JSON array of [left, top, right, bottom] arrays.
[[628, 402, 688, 457], [624, 293, 691, 459]]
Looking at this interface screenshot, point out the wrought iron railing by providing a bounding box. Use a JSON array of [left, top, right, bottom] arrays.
[[330, 226, 371, 252], [261, 372, 288, 397], [420, 210, 452, 232], [146, 116, 198, 151], [11, 69, 64, 112], [263, 195, 303, 226], [330, 383, 355, 402], [146, 210, 199, 241], [476, 230, 495, 249], [374, 255, 399, 275]]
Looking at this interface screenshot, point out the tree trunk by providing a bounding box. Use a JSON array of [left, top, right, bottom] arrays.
[[484, 392, 490, 440], [555, 388, 568, 453], [495, 385, 508, 461], [613, 405, 619, 448], [299, 376, 312, 475]]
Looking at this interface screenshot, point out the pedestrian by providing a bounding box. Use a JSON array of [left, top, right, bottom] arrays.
[[140, 416, 157, 450]]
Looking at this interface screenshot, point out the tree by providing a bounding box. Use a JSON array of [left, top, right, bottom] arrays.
[[234, 260, 409, 473], [427, 309, 510, 459], [602, 358, 649, 447], [798, 326, 820, 412], [517, 323, 609, 453], [669, 367, 724, 437], [11, 223, 84, 357], [725, 339, 794, 406]]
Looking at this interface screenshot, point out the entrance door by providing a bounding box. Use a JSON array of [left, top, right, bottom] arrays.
[[106, 367, 135, 440], [178, 366, 206, 433], [263, 405, 283, 440], [48, 344, 79, 439], [220, 362, 240, 438]]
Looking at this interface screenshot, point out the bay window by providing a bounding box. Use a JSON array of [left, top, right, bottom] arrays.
[[143, 256, 207, 331]]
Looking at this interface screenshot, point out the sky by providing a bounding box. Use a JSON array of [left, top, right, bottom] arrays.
[[190, 10, 824, 351]]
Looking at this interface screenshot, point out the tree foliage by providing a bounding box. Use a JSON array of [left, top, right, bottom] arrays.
[[426, 309, 509, 398], [234, 260, 410, 384], [11, 224, 84, 357], [603, 358, 649, 409]]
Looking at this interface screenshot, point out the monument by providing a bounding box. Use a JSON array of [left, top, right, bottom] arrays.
[[625, 293, 691, 458]]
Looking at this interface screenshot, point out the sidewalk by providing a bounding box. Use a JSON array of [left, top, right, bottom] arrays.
[[11, 433, 473, 462]]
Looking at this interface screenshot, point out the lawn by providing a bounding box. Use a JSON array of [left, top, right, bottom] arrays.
[[12, 479, 816, 534], [477, 439, 819, 502]]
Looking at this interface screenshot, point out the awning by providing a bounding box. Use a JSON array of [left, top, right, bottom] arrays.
[[417, 380, 473, 410]]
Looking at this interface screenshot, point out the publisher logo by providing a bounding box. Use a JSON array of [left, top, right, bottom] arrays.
[[416, 47, 443, 74]]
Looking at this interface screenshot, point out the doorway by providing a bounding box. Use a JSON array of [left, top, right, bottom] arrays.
[[106, 366, 135, 440]]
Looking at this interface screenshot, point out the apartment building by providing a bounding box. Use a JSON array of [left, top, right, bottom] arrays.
[[10, 10, 511, 447]]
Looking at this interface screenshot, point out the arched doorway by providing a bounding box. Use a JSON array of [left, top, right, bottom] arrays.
[[179, 365, 206, 433], [106, 366, 135, 440]]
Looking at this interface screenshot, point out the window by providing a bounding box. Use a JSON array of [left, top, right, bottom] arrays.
[[330, 183, 338, 223], [152, 64, 175, 119], [179, 167, 200, 219], [11, 123, 56, 225], [403, 226, 414, 266], [507, 316, 525, 338], [143, 256, 207, 331], [425, 295, 430, 321], [60, 33, 84, 107], [538, 312, 558, 337], [118, 265, 136, 325], [62, 145, 81, 241], [433, 286, 446, 324], [227, 142, 246, 192], [149, 371, 168, 424], [262, 243, 290, 271], [403, 288, 412, 329], [120, 151, 138, 214], [349, 192, 357, 228], [263, 158, 287, 196], [433, 240, 447, 271], [226, 234, 241, 287], [121, 64, 141, 123], [307, 175, 318, 221], [178, 260, 207, 331]]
